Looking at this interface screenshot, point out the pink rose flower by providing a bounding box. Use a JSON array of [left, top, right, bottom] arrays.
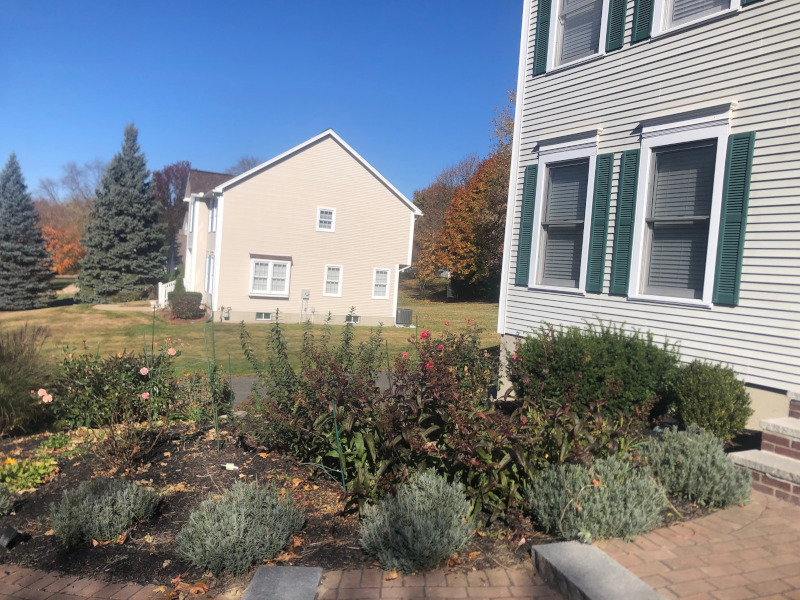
[[37, 388, 47, 397], [402, 352, 409, 358], [167, 348, 176, 356], [140, 367, 149, 376], [424, 361, 434, 370], [42, 394, 53, 404], [438, 344, 444, 350], [420, 329, 431, 339], [30, 390, 35, 395], [444, 321, 450, 326], [141, 392, 150, 400]]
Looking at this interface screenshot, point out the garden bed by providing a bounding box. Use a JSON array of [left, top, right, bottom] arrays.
[[0, 421, 553, 589]]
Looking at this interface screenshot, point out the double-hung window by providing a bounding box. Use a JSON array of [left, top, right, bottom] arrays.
[[372, 268, 390, 299], [249, 258, 291, 297], [324, 265, 343, 297], [629, 111, 730, 305], [548, 0, 610, 70], [208, 198, 218, 232], [527, 134, 598, 292], [651, 0, 740, 35], [317, 207, 336, 232], [204, 253, 215, 294]]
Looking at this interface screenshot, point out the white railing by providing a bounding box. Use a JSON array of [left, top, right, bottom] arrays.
[[157, 280, 176, 308]]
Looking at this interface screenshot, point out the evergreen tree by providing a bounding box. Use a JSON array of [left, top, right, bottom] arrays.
[[0, 154, 55, 310], [77, 124, 165, 303]]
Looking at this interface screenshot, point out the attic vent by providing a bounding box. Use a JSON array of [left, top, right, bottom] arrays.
[[396, 308, 412, 326]]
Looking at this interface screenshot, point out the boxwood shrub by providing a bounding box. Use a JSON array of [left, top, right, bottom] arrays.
[[526, 457, 667, 543], [642, 425, 751, 508], [359, 471, 474, 573], [169, 292, 204, 320]]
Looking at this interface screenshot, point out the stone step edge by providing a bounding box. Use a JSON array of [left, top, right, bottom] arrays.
[[761, 416, 800, 441], [242, 566, 322, 600], [731, 449, 800, 485], [532, 541, 665, 600]]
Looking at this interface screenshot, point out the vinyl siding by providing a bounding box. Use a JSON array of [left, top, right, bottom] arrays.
[[216, 135, 413, 324], [503, 0, 800, 392]]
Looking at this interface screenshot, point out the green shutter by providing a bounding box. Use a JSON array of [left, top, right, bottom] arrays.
[[605, 0, 627, 51], [741, 0, 762, 5], [533, 0, 552, 76], [609, 150, 640, 295], [586, 154, 615, 293], [713, 132, 755, 306], [632, 0, 653, 42], [515, 165, 538, 286]]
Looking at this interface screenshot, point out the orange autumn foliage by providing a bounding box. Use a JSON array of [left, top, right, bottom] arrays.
[[35, 199, 89, 274]]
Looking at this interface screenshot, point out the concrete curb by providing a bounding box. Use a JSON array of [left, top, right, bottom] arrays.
[[532, 541, 664, 600]]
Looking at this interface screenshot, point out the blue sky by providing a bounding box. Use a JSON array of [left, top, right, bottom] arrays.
[[0, 1, 523, 200]]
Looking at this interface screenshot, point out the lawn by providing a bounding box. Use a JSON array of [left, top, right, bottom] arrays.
[[0, 278, 499, 375]]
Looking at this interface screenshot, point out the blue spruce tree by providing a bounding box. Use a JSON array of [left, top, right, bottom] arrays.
[[77, 124, 165, 302], [0, 154, 55, 310]]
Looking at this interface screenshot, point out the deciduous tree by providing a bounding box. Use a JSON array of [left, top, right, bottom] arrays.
[[77, 124, 165, 303], [152, 160, 191, 271], [226, 155, 263, 176], [0, 154, 54, 309]]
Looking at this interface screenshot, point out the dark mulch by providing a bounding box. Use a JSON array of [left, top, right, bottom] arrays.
[[0, 421, 721, 589]]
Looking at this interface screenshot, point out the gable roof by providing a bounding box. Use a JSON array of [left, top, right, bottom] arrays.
[[186, 169, 233, 197], [213, 129, 422, 216]]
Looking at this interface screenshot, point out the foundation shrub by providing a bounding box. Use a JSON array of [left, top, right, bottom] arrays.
[[51, 477, 159, 547], [169, 292, 203, 320], [0, 324, 53, 434], [175, 481, 304, 576], [642, 425, 751, 507], [359, 471, 473, 573], [508, 321, 678, 419], [526, 457, 667, 543], [663, 361, 752, 441]]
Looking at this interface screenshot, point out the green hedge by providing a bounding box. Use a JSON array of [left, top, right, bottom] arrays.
[[169, 292, 204, 320]]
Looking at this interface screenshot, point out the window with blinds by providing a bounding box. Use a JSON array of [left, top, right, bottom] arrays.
[[669, 0, 729, 27], [557, 0, 604, 66], [250, 259, 291, 297], [643, 140, 716, 299], [539, 160, 589, 288], [324, 265, 342, 296]]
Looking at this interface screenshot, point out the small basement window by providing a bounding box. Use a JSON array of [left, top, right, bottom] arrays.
[[255, 312, 272, 321], [345, 314, 360, 324]]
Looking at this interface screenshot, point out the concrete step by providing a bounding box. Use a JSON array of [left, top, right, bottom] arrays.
[[732, 449, 800, 506], [760, 417, 800, 460], [243, 566, 322, 600], [532, 541, 664, 600]]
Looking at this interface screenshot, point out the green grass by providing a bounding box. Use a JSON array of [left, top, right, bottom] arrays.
[[0, 278, 499, 376]]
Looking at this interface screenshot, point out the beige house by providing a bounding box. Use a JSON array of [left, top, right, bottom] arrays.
[[182, 129, 421, 326], [498, 0, 799, 428]]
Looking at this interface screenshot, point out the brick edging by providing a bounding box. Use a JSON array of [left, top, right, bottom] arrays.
[[750, 471, 800, 506]]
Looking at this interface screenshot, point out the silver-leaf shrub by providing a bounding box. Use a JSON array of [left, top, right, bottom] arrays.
[[175, 481, 304, 576], [526, 457, 667, 543], [359, 471, 474, 573], [642, 425, 751, 507]]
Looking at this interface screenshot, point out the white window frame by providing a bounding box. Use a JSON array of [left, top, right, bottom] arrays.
[[323, 264, 343, 297], [547, 0, 611, 72], [204, 253, 215, 294], [316, 207, 336, 232], [372, 268, 390, 299], [345, 314, 361, 324], [629, 112, 730, 307], [208, 197, 218, 232], [255, 312, 272, 321], [249, 259, 291, 298], [528, 135, 598, 294], [188, 200, 195, 233], [651, 0, 740, 38]]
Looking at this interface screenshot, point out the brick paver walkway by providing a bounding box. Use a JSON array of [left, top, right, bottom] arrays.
[[0, 566, 161, 600], [597, 491, 800, 599], [315, 564, 563, 599]]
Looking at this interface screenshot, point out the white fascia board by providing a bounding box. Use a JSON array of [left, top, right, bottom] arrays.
[[498, 0, 532, 335], [214, 129, 423, 217], [212, 194, 224, 311]]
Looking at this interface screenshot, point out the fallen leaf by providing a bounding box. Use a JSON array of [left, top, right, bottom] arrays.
[[162, 560, 171, 568], [44, 529, 54, 536], [92, 539, 110, 547], [175, 580, 209, 595], [163, 451, 171, 457], [171, 575, 182, 584], [159, 462, 167, 467], [291, 478, 303, 489], [116, 531, 127, 544], [163, 591, 179, 600], [447, 553, 461, 568], [153, 586, 166, 593], [467, 551, 480, 562], [274, 548, 300, 562], [475, 529, 486, 537], [312, 485, 319, 490], [385, 569, 398, 580], [144, 534, 154, 543], [258, 452, 268, 458], [516, 536, 527, 548], [291, 535, 303, 548]]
